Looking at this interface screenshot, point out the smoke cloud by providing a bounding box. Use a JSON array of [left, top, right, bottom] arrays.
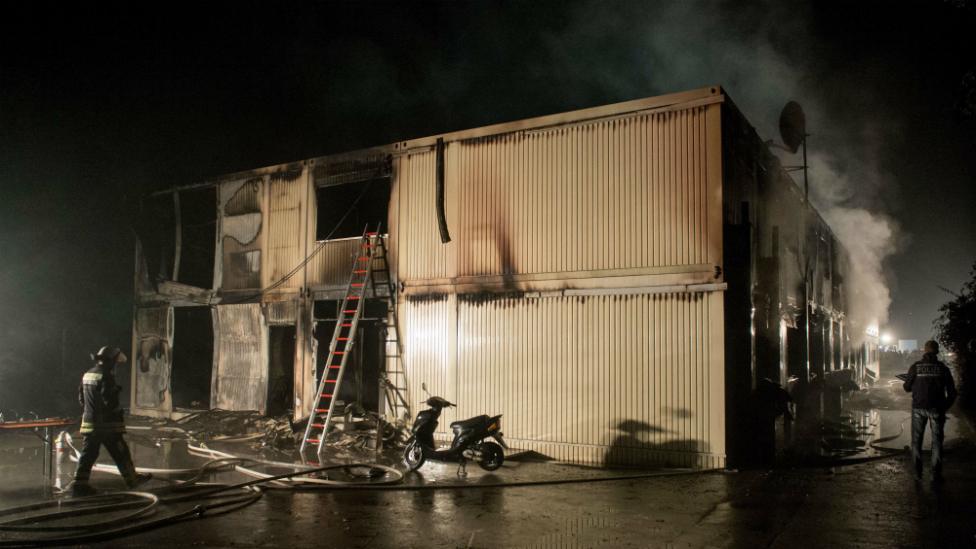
[[532, 0, 903, 331]]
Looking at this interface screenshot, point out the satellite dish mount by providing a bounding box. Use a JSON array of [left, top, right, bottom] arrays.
[[773, 101, 810, 201]]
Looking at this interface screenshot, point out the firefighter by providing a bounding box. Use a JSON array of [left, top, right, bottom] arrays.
[[67, 346, 151, 496]]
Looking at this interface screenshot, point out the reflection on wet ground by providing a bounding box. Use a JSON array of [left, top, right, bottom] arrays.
[[1, 373, 974, 548], [816, 376, 967, 461]]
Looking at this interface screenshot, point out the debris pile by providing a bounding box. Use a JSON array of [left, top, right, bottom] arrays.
[[134, 409, 300, 450], [131, 406, 407, 452]]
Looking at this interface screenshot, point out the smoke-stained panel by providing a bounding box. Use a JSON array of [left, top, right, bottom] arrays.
[[133, 306, 173, 411], [213, 303, 269, 412]]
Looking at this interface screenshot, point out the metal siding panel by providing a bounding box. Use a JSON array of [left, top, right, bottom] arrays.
[[425, 293, 723, 467], [264, 174, 305, 290], [219, 178, 265, 290], [213, 303, 269, 413], [396, 106, 711, 283], [395, 151, 453, 281], [401, 296, 457, 436], [133, 306, 173, 411], [264, 300, 297, 325], [306, 238, 361, 287]]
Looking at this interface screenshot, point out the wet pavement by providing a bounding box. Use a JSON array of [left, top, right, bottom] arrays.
[[2, 375, 976, 548]]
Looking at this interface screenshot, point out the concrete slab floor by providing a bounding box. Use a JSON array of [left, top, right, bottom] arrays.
[[1, 381, 975, 547]]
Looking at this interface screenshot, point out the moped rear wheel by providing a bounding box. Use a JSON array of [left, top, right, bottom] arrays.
[[403, 441, 426, 472], [477, 441, 504, 471]]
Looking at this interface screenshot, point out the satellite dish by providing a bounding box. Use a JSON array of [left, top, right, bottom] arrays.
[[779, 101, 806, 154]]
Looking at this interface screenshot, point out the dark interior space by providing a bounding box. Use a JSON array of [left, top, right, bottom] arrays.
[[176, 187, 217, 289], [786, 325, 806, 381], [267, 325, 296, 417], [810, 320, 826, 379], [833, 322, 843, 370], [137, 194, 176, 284], [723, 203, 757, 468], [171, 307, 214, 410], [313, 300, 384, 414], [315, 177, 391, 240]]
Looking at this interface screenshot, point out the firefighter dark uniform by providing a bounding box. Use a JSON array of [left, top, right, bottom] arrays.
[[70, 346, 150, 494]]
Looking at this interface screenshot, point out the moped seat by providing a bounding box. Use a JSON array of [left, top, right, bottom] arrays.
[[450, 415, 489, 431]]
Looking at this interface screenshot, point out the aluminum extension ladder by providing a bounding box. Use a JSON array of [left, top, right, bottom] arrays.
[[300, 225, 408, 454]]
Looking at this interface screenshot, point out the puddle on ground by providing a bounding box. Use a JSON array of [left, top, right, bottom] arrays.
[[814, 374, 967, 460]]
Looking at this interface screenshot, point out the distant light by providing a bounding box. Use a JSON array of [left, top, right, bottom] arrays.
[[880, 332, 894, 345], [865, 325, 880, 337]]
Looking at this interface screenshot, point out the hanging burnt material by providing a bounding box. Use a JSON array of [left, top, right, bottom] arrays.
[[435, 137, 451, 243]]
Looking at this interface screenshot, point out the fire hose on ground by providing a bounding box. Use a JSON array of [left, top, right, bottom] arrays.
[[4, 411, 957, 548]]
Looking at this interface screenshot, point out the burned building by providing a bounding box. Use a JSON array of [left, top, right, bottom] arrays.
[[131, 86, 879, 468]]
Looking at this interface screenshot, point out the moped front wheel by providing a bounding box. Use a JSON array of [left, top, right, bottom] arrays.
[[403, 441, 426, 472], [476, 441, 504, 471]]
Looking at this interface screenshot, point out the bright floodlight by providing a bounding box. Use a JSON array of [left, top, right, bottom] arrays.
[[880, 332, 894, 345]]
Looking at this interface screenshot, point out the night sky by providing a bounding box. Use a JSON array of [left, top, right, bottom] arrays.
[[2, 1, 974, 413]]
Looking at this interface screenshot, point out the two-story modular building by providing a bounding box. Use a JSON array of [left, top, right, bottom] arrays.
[[130, 86, 878, 468]]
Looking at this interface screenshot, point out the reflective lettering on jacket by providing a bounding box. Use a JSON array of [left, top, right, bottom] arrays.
[[903, 355, 958, 412]]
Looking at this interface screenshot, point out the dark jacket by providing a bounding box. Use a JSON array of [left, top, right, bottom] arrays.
[[78, 362, 125, 434], [903, 353, 957, 412]]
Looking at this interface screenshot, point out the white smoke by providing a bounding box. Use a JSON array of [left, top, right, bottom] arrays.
[[542, 0, 904, 332]]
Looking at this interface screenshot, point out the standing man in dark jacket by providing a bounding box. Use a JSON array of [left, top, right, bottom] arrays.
[[68, 346, 151, 496], [903, 340, 957, 482]]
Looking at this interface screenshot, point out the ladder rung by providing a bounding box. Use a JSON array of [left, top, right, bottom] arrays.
[[306, 438, 320, 444], [357, 256, 370, 261], [311, 423, 325, 429], [341, 323, 352, 327], [321, 393, 334, 398], [329, 365, 341, 369], [347, 296, 361, 300], [335, 351, 346, 355], [351, 283, 365, 287], [324, 380, 337, 383], [353, 270, 368, 274], [366, 232, 378, 236], [315, 408, 329, 413], [343, 309, 357, 313], [338, 337, 350, 341]]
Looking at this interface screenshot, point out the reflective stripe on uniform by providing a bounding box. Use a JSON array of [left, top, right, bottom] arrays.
[[80, 422, 125, 434], [82, 372, 103, 385]]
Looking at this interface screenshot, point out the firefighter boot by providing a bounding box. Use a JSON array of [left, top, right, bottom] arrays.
[[127, 473, 153, 489], [67, 480, 98, 497]]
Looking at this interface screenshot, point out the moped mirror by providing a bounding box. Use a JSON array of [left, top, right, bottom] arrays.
[[421, 382, 431, 397]]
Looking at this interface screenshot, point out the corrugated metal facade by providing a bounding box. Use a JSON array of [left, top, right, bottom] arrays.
[[219, 178, 264, 290], [212, 303, 269, 412], [394, 108, 715, 284], [391, 98, 726, 467], [136, 87, 731, 467], [306, 238, 363, 287], [264, 174, 306, 291], [133, 306, 173, 413], [401, 292, 725, 468]]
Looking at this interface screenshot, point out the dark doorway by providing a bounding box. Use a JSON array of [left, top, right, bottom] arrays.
[[786, 325, 806, 381], [313, 300, 386, 414], [171, 307, 214, 410], [267, 325, 296, 417]]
